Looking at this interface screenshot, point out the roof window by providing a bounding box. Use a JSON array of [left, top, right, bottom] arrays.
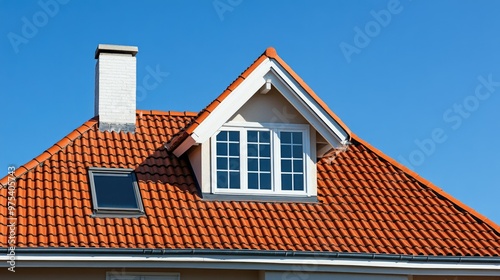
[[88, 168, 144, 216]]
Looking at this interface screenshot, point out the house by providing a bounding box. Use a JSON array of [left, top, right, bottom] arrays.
[[1, 44, 500, 280]]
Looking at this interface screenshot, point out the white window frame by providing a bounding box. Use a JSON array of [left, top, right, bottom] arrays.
[[106, 272, 180, 280], [211, 122, 311, 196]]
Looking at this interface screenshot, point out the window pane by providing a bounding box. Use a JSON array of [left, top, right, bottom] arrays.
[[228, 131, 239, 141], [248, 173, 258, 189], [292, 132, 302, 144], [248, 131, 258, 142], [248, 158, 258, 171], [281, 145, 291, 158], [216, 131, 227, 141], [281, 132, 291, 144], [260, 173, 271, 190], [229, 172, 240, 189], [294, 174, 304, 191], [229, 158, 240, 170], [248, 144, 258, 157], [260, 159, 271, 171], [281, 174, 292, 191], [217, 157, 227, 169], [93, 173, 138, 209], [260, 131, 270, 142], [292, 145, 302, 158], [216, 143, 227, 156], [260, 144, 270, 157], [229, 143, 239, 156], [293, 159, 303, 172], [281, 159, 292, 172], [217, 171, 228, 189]]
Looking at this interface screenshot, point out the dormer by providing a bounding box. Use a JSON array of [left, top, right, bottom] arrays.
[[166, 47, 350, 201]]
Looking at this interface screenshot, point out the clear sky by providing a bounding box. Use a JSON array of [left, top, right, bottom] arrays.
[[1, 1, 500, 225]]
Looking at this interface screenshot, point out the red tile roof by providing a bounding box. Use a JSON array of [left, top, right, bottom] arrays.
[[1, 110, 499, 256], [1, 49, 500, 258]]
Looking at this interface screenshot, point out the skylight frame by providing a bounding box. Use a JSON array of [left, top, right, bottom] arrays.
[[88, 167, 144, 216]]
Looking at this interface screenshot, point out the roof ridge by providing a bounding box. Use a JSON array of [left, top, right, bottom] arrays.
[[351, 132, 500, 235], [136, 110, 198, 116], [0, 117, 98, 188]]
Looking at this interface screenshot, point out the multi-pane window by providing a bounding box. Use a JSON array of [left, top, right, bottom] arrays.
[[280, 132, 304, 191], [215, 131, 240, 189], [212, 124, 309, 194], [247, 131, 271, 190]]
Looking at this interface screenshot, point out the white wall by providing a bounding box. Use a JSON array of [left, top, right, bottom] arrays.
[[228, 87, 308, 124]]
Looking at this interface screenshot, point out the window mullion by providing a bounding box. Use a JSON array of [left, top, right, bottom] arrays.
[[273, 128, 281, 192], [240, 128, 248, 191], [211, 135, 217, 193], [302, 130, 308, 193]]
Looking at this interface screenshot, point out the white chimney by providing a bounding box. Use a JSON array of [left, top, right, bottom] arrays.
[[94, 44, 138, 133]]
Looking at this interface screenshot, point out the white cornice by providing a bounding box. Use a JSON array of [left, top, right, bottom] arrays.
[[2, 255, 500, 276]]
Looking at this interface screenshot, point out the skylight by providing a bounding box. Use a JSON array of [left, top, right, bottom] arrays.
[[88, 168, 144, 215]]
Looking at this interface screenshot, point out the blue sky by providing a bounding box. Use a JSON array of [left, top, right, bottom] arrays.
[[1, 0, 500, 225]]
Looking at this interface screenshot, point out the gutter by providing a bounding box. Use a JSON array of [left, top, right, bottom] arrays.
[[2, 248, 500, 264]]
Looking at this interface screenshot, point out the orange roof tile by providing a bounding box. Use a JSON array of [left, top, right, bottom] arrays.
[[0, 110, 499, 256]]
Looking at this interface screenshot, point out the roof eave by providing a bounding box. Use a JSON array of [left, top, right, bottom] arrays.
[[4, 247, 500, 263], [3, 248, 500, 275]]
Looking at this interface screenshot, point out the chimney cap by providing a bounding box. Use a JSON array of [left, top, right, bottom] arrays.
[[95, 44, 138, 59]]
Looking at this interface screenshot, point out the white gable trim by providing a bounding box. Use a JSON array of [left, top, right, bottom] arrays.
[[173, 58, 349, 157], [190, 59, 272, 144], [264, 64, 348, 148]]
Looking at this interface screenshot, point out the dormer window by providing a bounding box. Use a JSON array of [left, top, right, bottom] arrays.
[[88, 168, 144, 216], [167, 49, 350, 201], [211, 122, 311, 196]]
